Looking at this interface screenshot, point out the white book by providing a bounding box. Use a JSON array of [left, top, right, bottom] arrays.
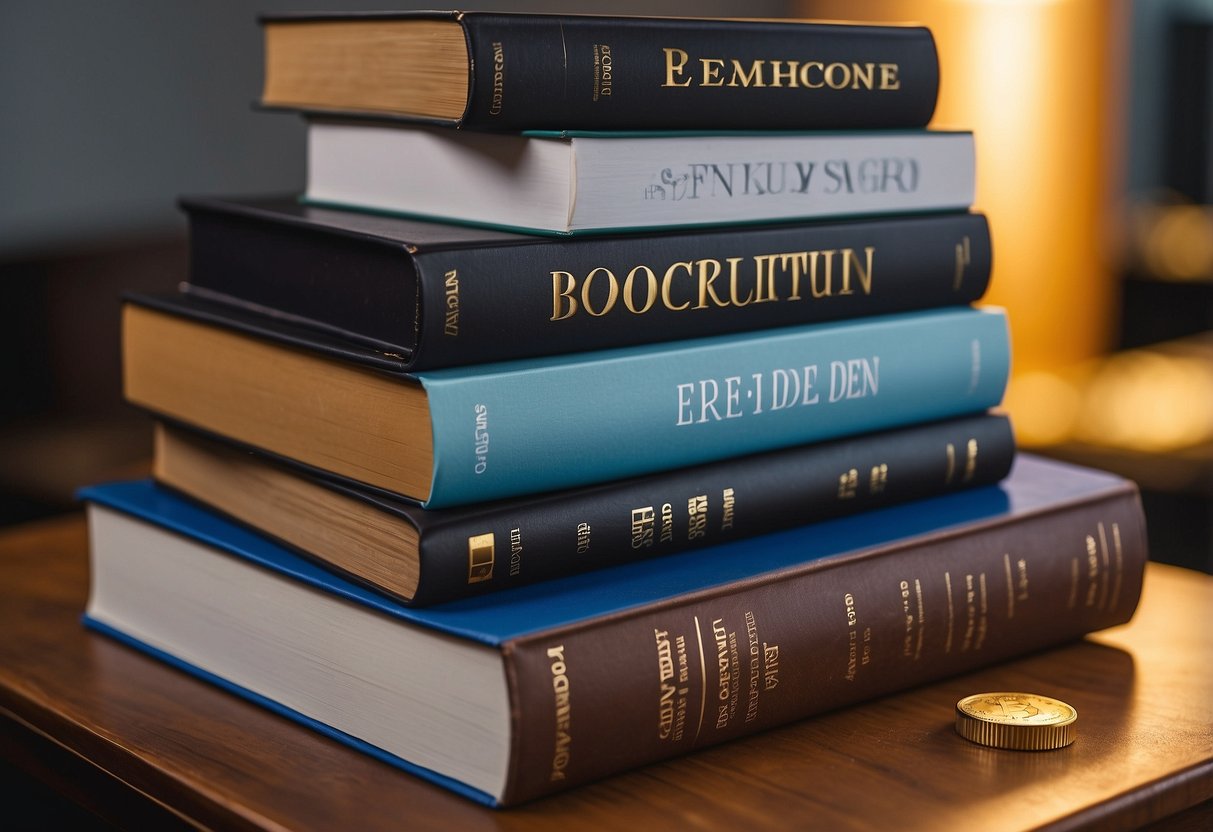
[[306, 122, 976, 235]]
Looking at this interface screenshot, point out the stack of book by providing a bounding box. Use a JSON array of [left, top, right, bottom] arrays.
[[82, 12, 1149, 807]]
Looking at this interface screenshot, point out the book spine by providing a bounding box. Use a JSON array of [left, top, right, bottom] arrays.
[[415, 414, 1014, 604], [183, 205, 991, 368], [460, 15, 939, 130], [411, 213, 991, 369], [501, 486, 1147, 804], [420, 307, 1010, 508]]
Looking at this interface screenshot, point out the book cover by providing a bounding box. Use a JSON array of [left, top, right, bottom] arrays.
[[260, 12, 939, 131], [305, 125, 976, 234], [123, 296, 1011, 508], [182, 196, 992, 366], [153, 413, 1016, 605], [82, 455, 1148, 806]]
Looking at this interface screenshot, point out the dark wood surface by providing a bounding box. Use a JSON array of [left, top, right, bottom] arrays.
[[1, 515, 1210, 831]]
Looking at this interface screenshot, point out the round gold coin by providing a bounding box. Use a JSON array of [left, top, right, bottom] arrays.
[[955, 692, 1077, 751]]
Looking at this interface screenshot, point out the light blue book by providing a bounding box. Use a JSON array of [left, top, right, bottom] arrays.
[[125, 297, 1010, 508]]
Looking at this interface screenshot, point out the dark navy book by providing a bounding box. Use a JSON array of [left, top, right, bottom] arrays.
[[181, 196, 992, 367]]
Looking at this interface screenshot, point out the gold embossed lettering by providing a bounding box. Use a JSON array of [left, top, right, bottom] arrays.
[[662, 48, 692, 87], [700, 57, 725, 87], [825, 62, 852, 89], [656, 627, 676, 739], [839, 247, 875, 295], [551, 271, 577, 321], [809, 250, 836, 298], [800, 61, 825, 88], [580, 267, 618, 317], [662, 261, 694, 311], [687, 494, 708, 540], [838, 468, 859, 499], [763, 643, 780, 690], [869, 463, 888, 494], [631, 506, 655, 548], [879, 62, 900, 90], [725, 258, 755, 307], [727, 58, 765, 87], [623, 266, 658, 314], [850, 62, 875, 90], [769, 60, 799, 88], [547, 645, 572, 781], [657, 54, 901, 92], [695, 258, 728, 309]]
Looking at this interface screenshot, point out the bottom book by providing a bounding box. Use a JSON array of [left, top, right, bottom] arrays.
[[81, 455, 1147, 807]]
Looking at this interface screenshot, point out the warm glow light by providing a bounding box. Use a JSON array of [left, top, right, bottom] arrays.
[[1010, 337, 1213, 453], [1074, 349, 1213, 452], [1137, 202, 1213, 282], [798, 0, 1126, 391], [1004, 371, 1082, 446]]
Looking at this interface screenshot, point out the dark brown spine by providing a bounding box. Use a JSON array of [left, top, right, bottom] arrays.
[[501, 486, 1146, 804]]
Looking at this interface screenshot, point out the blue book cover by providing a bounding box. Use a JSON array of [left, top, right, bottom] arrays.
[[126, 300, 1011, 508], [415, 306, 1010, 506], [80, 455, 1146, 805]]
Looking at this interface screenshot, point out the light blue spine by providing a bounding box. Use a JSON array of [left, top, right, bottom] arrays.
[[419, 307, 1010, 508]]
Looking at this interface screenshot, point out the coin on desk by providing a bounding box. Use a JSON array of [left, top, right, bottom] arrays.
[[955, 692, 1077, 750]]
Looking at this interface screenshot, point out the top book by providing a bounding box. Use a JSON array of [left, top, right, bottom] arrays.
[[259, 11, 940, 131]]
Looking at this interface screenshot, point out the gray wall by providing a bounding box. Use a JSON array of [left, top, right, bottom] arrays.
[[0, 1, 788, 259]]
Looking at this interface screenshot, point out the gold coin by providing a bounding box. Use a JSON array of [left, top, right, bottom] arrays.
[[955, 692, 1077, 750]]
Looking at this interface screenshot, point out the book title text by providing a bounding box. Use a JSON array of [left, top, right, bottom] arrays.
[[551, 246, 874, 321], [676, 357, 879, 425]]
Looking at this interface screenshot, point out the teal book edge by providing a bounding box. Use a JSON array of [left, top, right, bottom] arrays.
[[520, 129, 972, 139], [417, 306, 1010, 508], [297, 195, 965, 238]]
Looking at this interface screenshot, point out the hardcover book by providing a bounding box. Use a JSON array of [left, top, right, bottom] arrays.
[[122, 294, 1011, 508], [182, 196, 993, 365], [152, 413, 1015, 605], [305, 123, 976, 234], [82, 455, 1148, 806], [260, 12, 939, 131]]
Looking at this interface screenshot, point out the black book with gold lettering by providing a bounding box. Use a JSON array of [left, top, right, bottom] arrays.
[[150, 413, 1014, 606], [181, 196, 991, 370], [260, 11, 939, 131]]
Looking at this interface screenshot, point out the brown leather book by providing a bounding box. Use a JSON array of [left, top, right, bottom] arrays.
[[82, 454, 1147, 806]]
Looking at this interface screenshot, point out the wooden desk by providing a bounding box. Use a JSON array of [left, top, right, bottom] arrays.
[[1, 515, 1210, 831]]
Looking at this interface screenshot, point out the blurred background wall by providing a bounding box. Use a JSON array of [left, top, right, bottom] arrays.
[[1, 0, 1209, 573], [0, 0, 781, 525], [795, 0, 1213, 571]]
